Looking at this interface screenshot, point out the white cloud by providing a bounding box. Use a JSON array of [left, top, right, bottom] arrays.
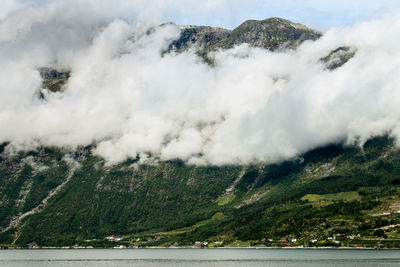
[[1, 1, 400, 165]]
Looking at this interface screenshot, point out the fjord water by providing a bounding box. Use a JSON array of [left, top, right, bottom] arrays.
[[0, 248, 400, 267], [0, 248, 399, 267]]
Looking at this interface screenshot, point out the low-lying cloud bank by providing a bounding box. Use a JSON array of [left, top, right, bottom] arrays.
[[1, 0, 400, 165]]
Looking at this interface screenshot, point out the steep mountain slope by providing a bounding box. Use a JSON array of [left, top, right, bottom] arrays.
[[1, 136, 400, 248], [0, 18, 394, 249], [0, 147, 242, 246]]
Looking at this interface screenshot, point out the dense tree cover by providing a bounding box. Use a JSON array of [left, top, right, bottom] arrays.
[[1, 135, 400, 247]]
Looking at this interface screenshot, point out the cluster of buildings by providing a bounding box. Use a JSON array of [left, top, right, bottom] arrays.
[[194, 241, 224, 247], [279, 238, 297, 243], [105, 235, 123, 241], [277, 233, 362, 245], [371, 210, 400, 216], [194, 241, 208, 247]]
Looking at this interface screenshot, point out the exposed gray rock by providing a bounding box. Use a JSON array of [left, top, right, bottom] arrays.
[[168, 25, 231, 53], [320, 46, 357, 70], [38, 68, 69, 80], [169, 17, 321, 57], [216, 17, 321, 51], [38, 68, 70, 93]]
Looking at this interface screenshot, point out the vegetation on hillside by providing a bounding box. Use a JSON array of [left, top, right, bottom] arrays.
[[1, 135, 400, 248]]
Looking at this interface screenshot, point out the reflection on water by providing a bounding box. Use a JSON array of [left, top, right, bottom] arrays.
[[1, 248, 399, 267]]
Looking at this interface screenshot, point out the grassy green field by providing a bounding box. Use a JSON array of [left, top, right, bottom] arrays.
[[301, 191, 362, 203]]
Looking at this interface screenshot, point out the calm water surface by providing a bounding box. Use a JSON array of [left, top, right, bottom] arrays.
[[0, 248, 400, 267]]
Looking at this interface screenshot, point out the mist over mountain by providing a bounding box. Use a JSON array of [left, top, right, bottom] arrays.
[[1, 0, 400, 167]]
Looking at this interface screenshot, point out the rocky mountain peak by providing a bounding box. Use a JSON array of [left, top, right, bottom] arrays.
[[222, 17, 321, 50], [168, 17, 321, 56]]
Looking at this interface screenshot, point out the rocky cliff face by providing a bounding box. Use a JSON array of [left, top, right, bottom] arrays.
[[168, 26, 231, 53], [320, 46, 357, 70], [216, 17, 321, 51], [168, 17, 321, 56], [39, 68, 70, 93]]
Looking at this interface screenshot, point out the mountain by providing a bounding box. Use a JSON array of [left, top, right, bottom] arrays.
[[38, 18, 333, 93], [1, 135, 400, 249], [320, 46, 357, 70], [1, 18, 396, 249], [169, 18, 321, 53], [38, 68, 70, 95]]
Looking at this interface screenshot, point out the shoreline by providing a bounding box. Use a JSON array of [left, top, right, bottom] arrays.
[[1, 246, 400, 250]]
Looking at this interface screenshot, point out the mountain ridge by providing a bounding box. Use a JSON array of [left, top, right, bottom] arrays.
[[168, 17, 321, 57]]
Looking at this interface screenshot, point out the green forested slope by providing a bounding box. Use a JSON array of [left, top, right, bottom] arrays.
[[1, 135, 400, 248]]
